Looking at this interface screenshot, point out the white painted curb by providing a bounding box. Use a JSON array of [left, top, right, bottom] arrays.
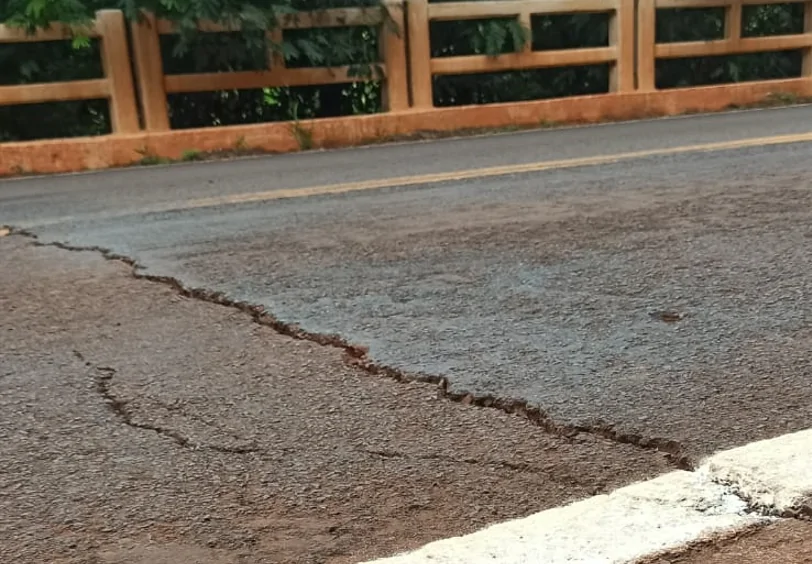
[[703, 430, 812, 517], [362, 429, 812, 564]]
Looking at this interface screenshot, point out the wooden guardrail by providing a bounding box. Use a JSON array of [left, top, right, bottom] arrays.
[[638, 0, 812, 91], [129, 3, 409, 131], [0, 10, 140, 134], [0, 1, 811, 146], [406, 0, 636, 108]]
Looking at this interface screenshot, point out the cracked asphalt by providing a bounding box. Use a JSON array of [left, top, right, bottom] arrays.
[[3, 106, 812, 561], [4, 108, 812, 459], [0, 235, 671, 563]]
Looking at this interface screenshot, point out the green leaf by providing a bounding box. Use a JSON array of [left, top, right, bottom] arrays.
[[71, 34, 91, 49], [294, 37, 324, 65], [483, 20, 507, 56]]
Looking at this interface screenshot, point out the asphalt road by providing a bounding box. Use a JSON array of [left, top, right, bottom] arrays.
[[3, 106, 812, 459], [4, 236, 673, 564]]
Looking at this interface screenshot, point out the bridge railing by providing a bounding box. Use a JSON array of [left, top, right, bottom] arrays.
[[130, 4, 409, 131], [0, 10, 140, 134], [637, 0, 812, 91], [0, 1, 811, 169], [406, 0, 636, 108]]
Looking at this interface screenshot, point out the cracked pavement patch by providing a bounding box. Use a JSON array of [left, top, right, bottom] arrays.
[[11, 226, 693, 468], [19, 143, 812, 461], [0, 235, 673, 564]]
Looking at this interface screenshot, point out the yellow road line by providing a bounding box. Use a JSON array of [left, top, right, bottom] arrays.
[[10, 130, 812, 230], [178, 131, 812, 210]]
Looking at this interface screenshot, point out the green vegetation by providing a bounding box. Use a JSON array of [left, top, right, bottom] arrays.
[[180, 148, 203, 161], [0, 0, 807, 142]]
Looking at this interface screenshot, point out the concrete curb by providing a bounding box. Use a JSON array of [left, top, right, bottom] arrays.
[[362, 429, 812, 564], [2, 78, 811, 177]]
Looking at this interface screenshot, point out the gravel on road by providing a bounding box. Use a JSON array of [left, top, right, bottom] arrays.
[[0, 235, 672, 564]]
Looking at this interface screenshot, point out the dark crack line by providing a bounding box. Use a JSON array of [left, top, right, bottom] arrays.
[[360, 448, 604, 491], [71, 349, 261, 456], [11, 227, 692, 470], [151, 397, 260, 447], [362, 447, 536, 472]]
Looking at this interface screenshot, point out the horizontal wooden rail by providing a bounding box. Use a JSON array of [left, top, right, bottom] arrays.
[[427, 0, 617, 20], [155, 8, 384, 34], [431, 47, 618, 75], [656, 33, 812, 58], [0, 79, 108, 105], [164, 66, 371, 93], [657, 0, 801, 8]]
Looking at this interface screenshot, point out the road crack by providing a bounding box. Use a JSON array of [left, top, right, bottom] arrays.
[[72, 349, 261, 455], [362, 447, 537, 472], [12, 227, 692, 469], [360, 448, 604, 491]]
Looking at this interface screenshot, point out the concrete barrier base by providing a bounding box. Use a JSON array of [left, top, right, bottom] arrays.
[[2, 78, 810, 177]]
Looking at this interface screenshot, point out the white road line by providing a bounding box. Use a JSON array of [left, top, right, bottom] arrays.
[[361, 429, 812, 564]]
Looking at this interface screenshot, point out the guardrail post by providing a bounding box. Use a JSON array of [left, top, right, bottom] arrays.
[[636, 0, 656, 91], [518, 11, 532, 53], [96, 10, 140, 134], [382, 1, 410, 112], [407, 0, 433, 108], [611, 0, 636, 92], [130, 12, 170, 131], [725, 0, 742, 43], [804, 1, 812, 79], [269, 27, 285, 70]]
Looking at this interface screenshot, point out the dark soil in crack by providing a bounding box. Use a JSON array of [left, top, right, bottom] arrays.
[[0, 233, 674, 564]]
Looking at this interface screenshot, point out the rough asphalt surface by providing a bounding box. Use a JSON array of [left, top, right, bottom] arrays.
[[2, 106, 812, 464], [3, 105, 812, 228], [648, 520, 812, 563], [0, 235, 672, 564]]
